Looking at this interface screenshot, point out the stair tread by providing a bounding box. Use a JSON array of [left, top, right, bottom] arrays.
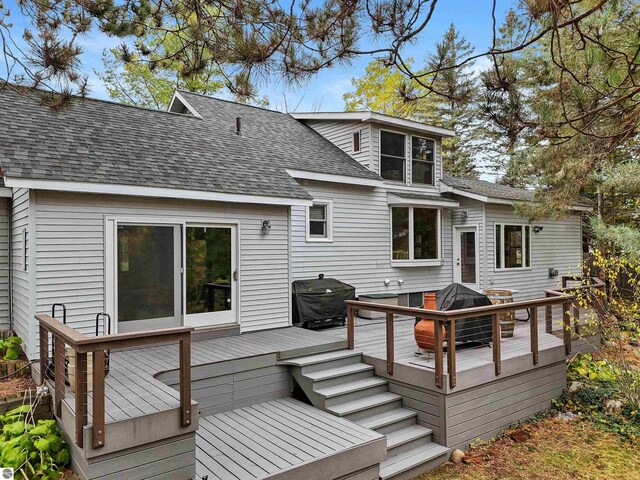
[[327, 392, 401, 417], [386, 425, 433, 449], [357, 408, 418, 430], [304, 363, 374, 382], [282, 349, 361, 367], [379, 443, 449, 479], [315, 377, 388, 398]]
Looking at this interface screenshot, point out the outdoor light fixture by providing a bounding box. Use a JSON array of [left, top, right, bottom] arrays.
[[384, 278, 391, 286], [460, 210, 469, 222], [397, 278, 405, 285], [534, 226, 544, 234], [261, 219, 271, 235]]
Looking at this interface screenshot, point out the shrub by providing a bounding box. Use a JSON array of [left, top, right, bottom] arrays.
[[0, 336, 23, 361], [0, 405, 70, 479]]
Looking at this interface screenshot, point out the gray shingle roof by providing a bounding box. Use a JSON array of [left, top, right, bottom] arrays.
[[0, 89, 379, 200], [441, 174, 535, 202]]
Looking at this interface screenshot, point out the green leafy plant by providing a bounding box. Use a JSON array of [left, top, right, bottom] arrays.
[[568, 353, 620, 383], [0, 336, 23, 361], [0, 405, 71, 479]]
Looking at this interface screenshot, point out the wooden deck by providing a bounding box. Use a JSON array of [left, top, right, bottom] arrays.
[[195, 398, 386, 480], [61, 326, 347, 424], [320, 304, 594, 392]]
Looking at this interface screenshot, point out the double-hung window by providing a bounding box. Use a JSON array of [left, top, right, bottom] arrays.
[[307, 201, 333, 242], [411, 136, 435, 185], [495, 224, 531, 269], [391, 206, 440, 263], [380, 130, 406, 182]]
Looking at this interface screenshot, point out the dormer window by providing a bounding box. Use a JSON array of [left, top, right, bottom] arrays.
[[412, 136, 435, 185], [353, 131, 361, 153], [380, 130, 406, 182]]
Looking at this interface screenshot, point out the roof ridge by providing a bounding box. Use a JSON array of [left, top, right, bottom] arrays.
[[2, 82, 202, 119], [177, 90, 286, 115]]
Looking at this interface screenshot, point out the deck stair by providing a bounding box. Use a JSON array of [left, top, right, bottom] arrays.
[[281, 350, 449, 480]]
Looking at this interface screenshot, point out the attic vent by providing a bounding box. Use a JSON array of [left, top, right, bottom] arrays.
[[236, 117, 241, 135]]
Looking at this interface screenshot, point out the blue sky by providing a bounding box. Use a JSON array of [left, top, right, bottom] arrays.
[[1, 0, 515, 112]]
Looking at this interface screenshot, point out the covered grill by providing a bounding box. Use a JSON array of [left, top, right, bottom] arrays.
[[292, 275, 355, 329], [436, 283, 493, 344]]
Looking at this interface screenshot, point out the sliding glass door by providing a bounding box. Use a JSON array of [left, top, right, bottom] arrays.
[[184, 225, 236, 327], [117, 224, 182, 332], [112, 221, 237, 332]]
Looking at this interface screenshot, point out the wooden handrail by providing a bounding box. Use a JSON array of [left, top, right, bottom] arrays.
[[346, 277, 605, 390], [37, 314, 194, 450]]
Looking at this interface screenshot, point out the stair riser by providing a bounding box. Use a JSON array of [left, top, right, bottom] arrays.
[[344, 399, 402, 422], [380, 451, 450, 480], [387, 434, 433, 458], [324, 384, 389, 408], [311, 369, 374, 390], [301, 355, 363, 374], [373, 416, 418, 436]]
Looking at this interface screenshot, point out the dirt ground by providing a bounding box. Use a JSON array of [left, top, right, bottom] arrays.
[[417, 417, 640, 480], [0, 375, 35, 398]]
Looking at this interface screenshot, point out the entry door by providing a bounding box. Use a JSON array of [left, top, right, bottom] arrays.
[[117, 224, 182, 333], [453, 227, 479, 290], [184, 225, 237, 327]]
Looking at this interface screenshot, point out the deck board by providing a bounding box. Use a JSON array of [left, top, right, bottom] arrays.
[[57, 326, 345, 424], [195, 398, 384, 480]]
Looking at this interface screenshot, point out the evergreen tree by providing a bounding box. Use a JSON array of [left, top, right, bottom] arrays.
[[344, 24, 479, 179]]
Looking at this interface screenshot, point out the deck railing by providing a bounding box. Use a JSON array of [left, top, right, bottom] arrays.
[[346, 277, 605, 390], [36, 314, 194, 450]]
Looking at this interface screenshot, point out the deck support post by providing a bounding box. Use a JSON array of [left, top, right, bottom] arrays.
[[447, 321, 456, 389], [347, 306, 355, 350], [530, 307, 539, 365], [573, 305, 581, 335], [492, 314, 501, 376], [39, 326, 48, 385], [434, 320, 443, 389], [75, 351, 88, 448], [385, 313, 394, 375], [54, 336, 65, 418], [563, 302, 572, 356], [179, 336, 192, 427], [92, 350, 105, 449], [545, 297, 553, 333]]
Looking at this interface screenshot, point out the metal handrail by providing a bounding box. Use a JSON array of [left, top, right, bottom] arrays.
[[37, 314, 194, 450]]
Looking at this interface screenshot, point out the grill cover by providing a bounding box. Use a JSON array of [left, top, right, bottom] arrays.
[[292, 277, 355, 327], [436, 283, 493, 344]]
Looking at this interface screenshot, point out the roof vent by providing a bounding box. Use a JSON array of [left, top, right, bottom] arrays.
[[236, 117, 241, 136]]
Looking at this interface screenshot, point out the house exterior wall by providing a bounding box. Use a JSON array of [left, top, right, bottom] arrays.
[[0, 198, 10, 330], [11, 188, 35, 354], [303, 120, 372, 169], [31, 191, 290, 357], [484, 204, 583, 300], [291, 181, 455, 297]]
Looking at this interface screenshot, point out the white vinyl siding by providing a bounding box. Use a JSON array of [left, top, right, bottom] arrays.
[[11, 189, 34, 355], [302, 120, 372, 169], [0, 199, 10, 330], [485, 205, 582, 300], [291, 181, 454, 295], [34, 192, 291, 343]]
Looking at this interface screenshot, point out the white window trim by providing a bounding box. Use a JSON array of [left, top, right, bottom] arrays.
[[306, 200, 333, 243], [353, 130, 361, 153], [410, 134, 436, 187], [379, 128, 407, 184], [495, 223, 532, 270], [390, 206, 442, 267]]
